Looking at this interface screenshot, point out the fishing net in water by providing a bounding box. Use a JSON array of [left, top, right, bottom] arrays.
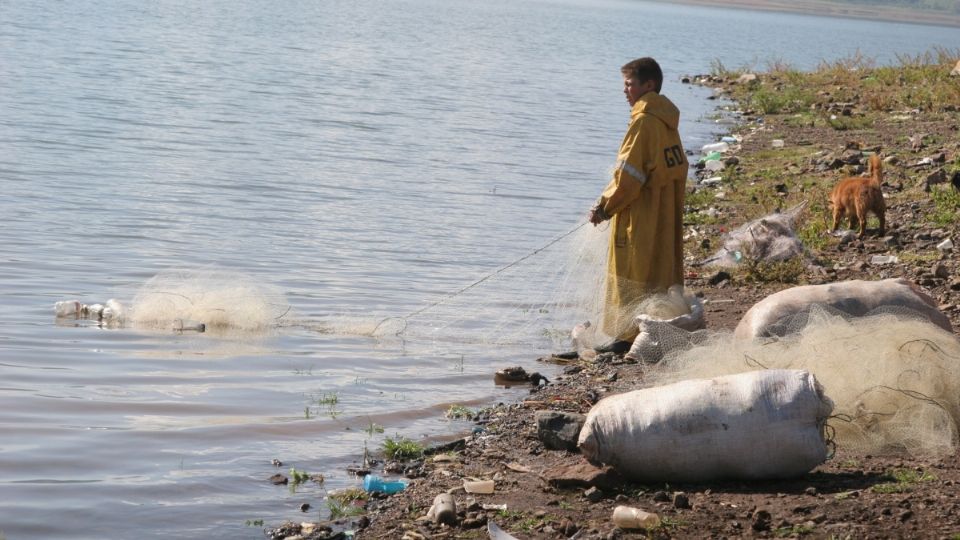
[[365, 222, 613, 352], [645, 304, 960, 457], [129, 268, 290, 333]]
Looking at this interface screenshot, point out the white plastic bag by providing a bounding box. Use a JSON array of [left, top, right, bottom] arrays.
[[578, 369, 832, 482]]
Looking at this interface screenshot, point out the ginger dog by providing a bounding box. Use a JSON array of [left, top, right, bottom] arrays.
[[830, 154, 886, 238]]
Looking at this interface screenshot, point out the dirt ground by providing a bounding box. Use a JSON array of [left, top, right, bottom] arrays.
[[267, 67, 960, 539]]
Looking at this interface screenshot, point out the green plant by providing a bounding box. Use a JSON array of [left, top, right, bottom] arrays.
[[445, 405, 474, 420], [382, 436, 424, 460], [871, 468, 936, 493], [364, 420, 384, 437], [244, 519, 264, 527], [329, 487, 368, 505], [327, 498, 365, 519], [774, 523, 815, 537], [927, 185, 960, 226], [289, 467, 311, 485]]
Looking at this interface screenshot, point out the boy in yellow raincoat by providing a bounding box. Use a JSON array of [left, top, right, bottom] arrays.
[[588, 57, 688, 354]]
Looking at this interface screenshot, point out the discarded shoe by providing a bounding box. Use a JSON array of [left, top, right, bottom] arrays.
[[593, 340, 633, 355]]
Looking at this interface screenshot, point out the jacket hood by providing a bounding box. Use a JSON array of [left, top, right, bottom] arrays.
[[631, 92, 680, 131]]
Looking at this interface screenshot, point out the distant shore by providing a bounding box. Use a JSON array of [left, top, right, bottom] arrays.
[[652, 0, 960, 29]]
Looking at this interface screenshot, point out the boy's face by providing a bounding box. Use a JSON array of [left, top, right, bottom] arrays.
[[623, 75, 656, 107]]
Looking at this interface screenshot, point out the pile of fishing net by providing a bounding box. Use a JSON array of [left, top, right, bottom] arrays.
[[129, 268, 290, 333], [645, 304, 960, 457], [701, 202, 807, 267]]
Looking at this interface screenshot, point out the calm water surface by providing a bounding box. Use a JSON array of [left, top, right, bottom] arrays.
[[1, 0, 957, 537]]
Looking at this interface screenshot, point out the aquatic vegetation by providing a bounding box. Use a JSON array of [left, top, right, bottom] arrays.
[[382, 436, 424, 460]]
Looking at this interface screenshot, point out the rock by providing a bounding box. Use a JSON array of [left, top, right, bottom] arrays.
[[724, 156, 740, 166], [584, 486, 604, 503], [269, 473, 289, 485], [299, 503, 310, 512], [708, 270, 732, 286], [544, 461, 622, 490], [804, 486, 818, 496], [737, 73, 757, 84], [922, 168, 947, 191], [951, 59, 960, 77], [899, 509, 914, 522], [937, 238, 954, 252], [673, 492, 691, 509], [841, 149, 862, 165], [461, 516, 485, 529], [934, 263, 950, 279], [653, 490, 670, 502], [882, 235, 899, 248], [752, 509, 772, 532], [883, 155, 899, 165], [560, 519, 579, 536]]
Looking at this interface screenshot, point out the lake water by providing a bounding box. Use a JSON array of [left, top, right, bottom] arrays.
[[1, 0, 956, 537]]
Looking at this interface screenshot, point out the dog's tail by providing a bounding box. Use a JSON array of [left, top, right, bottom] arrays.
[[869, 154, 882, 186]]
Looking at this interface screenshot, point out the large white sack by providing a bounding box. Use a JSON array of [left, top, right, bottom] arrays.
[[734, 278, 952, 339], [577, 369, 832, 482]]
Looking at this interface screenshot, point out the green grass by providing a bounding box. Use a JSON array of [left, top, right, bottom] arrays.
[[364, 420, 384, 437], [244, 519, 264, 527], [327, 498, 366, 519], [445, 404, 475, 420], [382, 436, 424, 460], [871, 468, 936, 494], [328, 487, 368, 505], [928, 185, 960, 227], [774, 523, 815, 537]]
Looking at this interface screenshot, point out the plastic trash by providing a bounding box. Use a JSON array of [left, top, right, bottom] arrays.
[[721, 135, 737, 143], [704, 159, 724, 172], [701, 176, 722, 186], [937, 238, 954, 251], [172, 319, 206, 333], [612, 506, 661, 529], [101, 299, 126, 323], [702, 150, 722, 162], [772, 139, 785, 148], [54, 300, 83, 317], [362, 474, 407, 494], [701, 141, 729, 154], [870, 255, 898, 265], [463, 479, 495, 494], [427, 493, 457, 525], [488, 521, 520, 540]]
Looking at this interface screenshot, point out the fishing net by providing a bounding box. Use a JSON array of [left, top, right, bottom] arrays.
[[701, 202, 807, 267], [646, 304, 960, 457], [129, 268, 290, 333]]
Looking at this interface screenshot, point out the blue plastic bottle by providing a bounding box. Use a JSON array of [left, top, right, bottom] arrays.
[[362, 474, 407, 494]]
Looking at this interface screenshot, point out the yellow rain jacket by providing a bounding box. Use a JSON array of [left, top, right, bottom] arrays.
[[596, 91, 687, 341]]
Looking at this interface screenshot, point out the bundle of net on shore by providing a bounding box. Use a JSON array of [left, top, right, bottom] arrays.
[[645, 304, 960, 457]]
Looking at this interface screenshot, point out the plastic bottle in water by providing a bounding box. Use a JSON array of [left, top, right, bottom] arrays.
[[362, 474, 407, 494], [54, 300, 83, 317], [701, 141, 729, 154], [84, 303, 105, 319], [101, 299, 126, 323], [612, 505, 660, 529], [172, 319, 206, 333]]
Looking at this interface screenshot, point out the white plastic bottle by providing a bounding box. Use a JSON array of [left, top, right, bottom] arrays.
[[54, 300, 82, 317], [612, 505, 660, 529]]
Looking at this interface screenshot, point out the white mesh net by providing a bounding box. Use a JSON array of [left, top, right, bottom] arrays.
[[129, 268, 290, 334]]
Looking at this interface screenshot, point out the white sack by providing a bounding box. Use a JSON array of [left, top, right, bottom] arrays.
[[578, 369, 832, 482], [734, 278, 952, 339]]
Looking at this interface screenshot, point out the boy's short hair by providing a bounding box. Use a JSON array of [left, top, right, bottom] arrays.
[[621, 57, 663, 93]]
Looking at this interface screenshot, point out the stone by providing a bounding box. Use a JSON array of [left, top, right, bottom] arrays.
[[269, 473, 289, 485], [952, 60, 960, 77], [544, 461, 622, 490], [934, 263, 950, 279], [535, 410, 586, 452], [737, 73, 758, 84], [584, 486, 603, 503], [673, 492, 691, 509], [752, 509, 772, 532], [708, 270, 732, 286], [804, 486, 818, 496], [922, 168, 947, 191], [653, 490, 670, 502]]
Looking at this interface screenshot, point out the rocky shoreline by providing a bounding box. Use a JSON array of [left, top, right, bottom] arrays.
[[266, 57, 960, 539]]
